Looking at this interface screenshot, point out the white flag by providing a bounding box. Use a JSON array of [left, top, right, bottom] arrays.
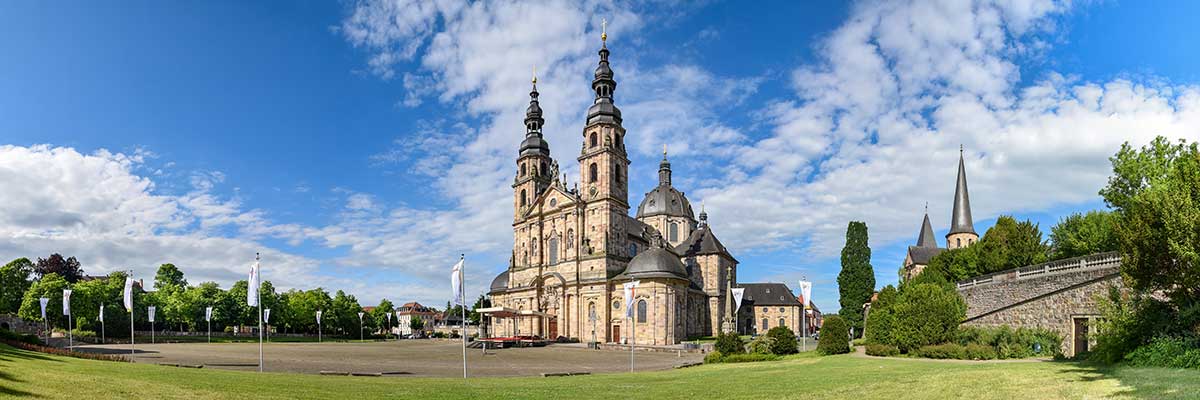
[[731, 288, 746, 313], [623, 281, 640, 319], [148, 306, 156, 323], [387, 312, 392, 324], [316, 310, 323, 324], [123, 277, 134, 312], [247, 261, 260, 307], [39, 297, 49, 320], [358, 312, 364, 321], [100, 304, 105, 323], [450, 257, 464, 306], [798, 280, 813, 309], [62, 289, 72, 316], [395, 311, 402, 323], [205, 306, 213, 322], [264, 308, 271, 323]]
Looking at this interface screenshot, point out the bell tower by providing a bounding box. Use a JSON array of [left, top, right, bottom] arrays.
[[577, 20, 630, 257], [946, 146, 978, 249], [513, 73, 553, 222]]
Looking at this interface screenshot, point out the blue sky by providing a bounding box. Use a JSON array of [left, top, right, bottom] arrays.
[[2, 0, 1199, 314]]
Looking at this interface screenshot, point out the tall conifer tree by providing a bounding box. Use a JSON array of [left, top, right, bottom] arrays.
[[837, 221, 875, 337]]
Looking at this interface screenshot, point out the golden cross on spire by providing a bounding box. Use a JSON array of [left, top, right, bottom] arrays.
[[662, 143, 667, 157], [601, 18, 607, 42], [532, 65, 537, 85]]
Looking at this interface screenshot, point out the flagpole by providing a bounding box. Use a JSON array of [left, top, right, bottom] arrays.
[[128, 269, 135, 357], [460, 254, 467, 379], [630, 285, 635, 373], [257, 252, 264, 373]]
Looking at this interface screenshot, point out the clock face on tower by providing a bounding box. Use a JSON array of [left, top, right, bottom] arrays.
[[589, 186, 597, 198]]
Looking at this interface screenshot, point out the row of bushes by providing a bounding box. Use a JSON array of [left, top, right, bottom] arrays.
[[705, 326, 801, 364], [703, 351, 780, 364], [864, 326, 1061, 360], [2, 328, 128, 362], [1123, 337, 1200, 369]]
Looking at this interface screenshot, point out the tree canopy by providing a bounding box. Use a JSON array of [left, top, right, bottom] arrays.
[[34, 254, 84, 283], [0, 258, 34, 314], [926, 215, 1050, 282], [1048, 210, 1119, 260], [837, 221, 875, 337]]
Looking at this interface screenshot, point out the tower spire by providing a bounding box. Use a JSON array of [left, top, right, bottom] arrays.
[[948, 147, 976, 237], [658, 144, 672, 187], [916, 207, 937, 248]]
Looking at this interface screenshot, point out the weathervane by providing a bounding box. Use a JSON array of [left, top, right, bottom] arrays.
[[601, 18, 607, 43]]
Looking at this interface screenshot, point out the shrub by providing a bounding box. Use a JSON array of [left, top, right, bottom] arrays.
[[703, 351, 724, 364], [1091, 287, 1180, 364], [747, 335, 775, 355], [766, 326, 798, 355], [714, 331, 745, 355], [1124, 337, 1200, 369], [720, 353, 780, 363], [0, 328, 42, 345], [865, 285, 899, 344], [865, 343, 899, 357], [913, 343, 966, 359], [955, 325, 1062, 359], [818, 315, 851, 355], [964, 343, 997, 360], [890, 283, 966, 353]]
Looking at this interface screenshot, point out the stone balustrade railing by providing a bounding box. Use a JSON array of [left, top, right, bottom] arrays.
[[956, 251, 1122, 290]]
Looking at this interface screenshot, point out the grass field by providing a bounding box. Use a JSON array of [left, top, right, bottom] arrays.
[[2, 343, 1198, 400]]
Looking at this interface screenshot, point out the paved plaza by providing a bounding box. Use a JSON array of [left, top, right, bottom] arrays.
[[75, 341, 703, 377]]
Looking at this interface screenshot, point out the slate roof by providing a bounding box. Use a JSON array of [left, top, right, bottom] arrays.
[[489, 270, 509, 293], [949, 150, 976, 235], [907, 246, 945, 265], [738, 283, 801, 306], [620, 247, 689, 280]]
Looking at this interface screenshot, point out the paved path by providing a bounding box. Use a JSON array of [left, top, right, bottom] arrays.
[[75, 340, 703, 377]]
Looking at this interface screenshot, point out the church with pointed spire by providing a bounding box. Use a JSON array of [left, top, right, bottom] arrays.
[[902, 148, 979, 281], [486, 25, 813, 345]]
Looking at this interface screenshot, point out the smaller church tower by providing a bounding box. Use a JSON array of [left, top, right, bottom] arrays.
[[946, 146, 978, 249], [513, 74, 553, 221]]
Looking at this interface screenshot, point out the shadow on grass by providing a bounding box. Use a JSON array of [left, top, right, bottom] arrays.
[[0, 346, 60, 363], [0, 384, 38, 398], [1055, 360, 1199, 400]]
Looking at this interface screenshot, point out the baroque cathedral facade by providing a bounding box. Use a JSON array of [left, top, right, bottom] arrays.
[[487, 33, 741, 345]]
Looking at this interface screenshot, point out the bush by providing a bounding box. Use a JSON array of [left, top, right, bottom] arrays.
[[890, 283, 966, 353], [913, 343, 966, 359], [714, 331, 745, 355], [1091, 287, 1181, 364], [865, 285, 899, 344], [1124, 337, 1200, 369], [0, 328, 42, 345], [955, 325, 1062, 359], [818, 315, 851, 355], [703, 351, 724, 364], [720, 353, 781, 363], [964, 343, 998, 360], [747, 335, 775, 355], [766, 326, 798, 355], [865, 343, 899, 357]]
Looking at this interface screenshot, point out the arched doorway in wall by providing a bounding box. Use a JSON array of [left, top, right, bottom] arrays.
[[536, 272, 568, 340]]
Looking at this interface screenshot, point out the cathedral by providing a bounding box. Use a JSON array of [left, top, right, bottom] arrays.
[[486, 31, 743, 345], [902, 148, 979, 281]]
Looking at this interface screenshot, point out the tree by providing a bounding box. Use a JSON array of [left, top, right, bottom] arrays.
[[1049, 210, 1119, 260], [926, 215, 1050, 282], [370, 299, 395, 334], [154, 263, 187, 290], [18, 273, 70, 328], [469, 294, 491, 325], [837, 221, 875, 337], [1102, 137, 1200, 303], [0, 258, 34, 314], [888, 283, 966, 353], [409, 315, 425, 332], [817, 315, 851, 355], [34, 254, 84, 283], [331, 290, 362, 335], [864, 285, 898, 344], [766, 326, 798, 355]]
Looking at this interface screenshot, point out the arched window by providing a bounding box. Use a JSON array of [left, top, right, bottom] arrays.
[[637, 300, 647, 323], [629, 243, 637, 257], [779, 318, 786, 328], [668, 222, 679, 243], [520, 189, 527, 207], [548, 237, 559, 265], [541, 162, 548, 176], [590, 132, 598, 148], [589, 163, 598, 183], [957, 238, 962, 247], [761, 318, 768, 332], [520, 164, 526, 176], [613, 164, 621, 183], [588, 302, 597, 320]]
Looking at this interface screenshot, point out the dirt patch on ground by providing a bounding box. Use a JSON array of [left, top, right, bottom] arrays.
[[76, 341, 703, 377]]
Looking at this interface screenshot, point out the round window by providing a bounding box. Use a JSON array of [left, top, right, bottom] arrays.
[[762, 307, 768, 313], [779, 307, 785, 312], [612, 300, 621, 310], [549, 198, 557, 207]]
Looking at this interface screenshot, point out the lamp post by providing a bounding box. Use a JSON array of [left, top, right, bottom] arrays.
[[316, 310, 322, 343], [358, 312, 365, 342]]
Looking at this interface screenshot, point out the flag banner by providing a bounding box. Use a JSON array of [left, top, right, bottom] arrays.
[[358, 312, 364, 320], [386, 312, 392, 324], [264, 308, 271, 323], [148, 306, 156, 323], [316, 310, 323, 324], [205, 307, 213, 322], [731, 288, 745, 313], [123, 277, 134, 312], [623, 281, 640, 319], [100, 304, 105, 323], [450, 258, 464, 306], [39, 297, 49, 320], [247, 261, 260, 307], [62, 289, 72, 316], [799, 280, 813, 308], [395, 311, 402, 323]]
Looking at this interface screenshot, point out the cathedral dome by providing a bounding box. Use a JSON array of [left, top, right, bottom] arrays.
[[489, 270, 509, 292], [519, 135, 550, 157], [636, 185, 694, 219], [623, 247, 688, 280]]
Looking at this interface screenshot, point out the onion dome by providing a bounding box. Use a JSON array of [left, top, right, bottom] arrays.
[[519, 75, 550, 157], [586, 23, 622, 125]]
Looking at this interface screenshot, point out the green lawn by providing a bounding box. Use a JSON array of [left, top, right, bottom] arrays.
[[1, 343, 1197, 399]]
